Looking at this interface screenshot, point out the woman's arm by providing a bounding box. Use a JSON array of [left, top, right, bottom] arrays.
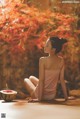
[[60, 63, 68, 101], [38, 57, 45, 101]]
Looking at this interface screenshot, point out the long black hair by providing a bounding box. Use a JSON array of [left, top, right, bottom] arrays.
[[49, 37, 67, 54]]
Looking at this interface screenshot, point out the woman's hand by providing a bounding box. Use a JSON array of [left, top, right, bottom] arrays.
[[68, 96, 76, 100], [65, 96, 76, 101]]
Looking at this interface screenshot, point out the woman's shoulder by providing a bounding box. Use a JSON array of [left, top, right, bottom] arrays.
[[39, 57, 47, 61], [39, 57, 47, 63], [58, 56, 64, 67]]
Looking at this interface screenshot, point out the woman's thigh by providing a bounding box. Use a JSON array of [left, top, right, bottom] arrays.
[[29, 76, 39, 86], [24, 78, 36, 96]]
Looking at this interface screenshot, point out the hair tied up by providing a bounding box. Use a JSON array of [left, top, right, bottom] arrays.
[[49, 36, 68, 54], [60, 38, 68, 45]]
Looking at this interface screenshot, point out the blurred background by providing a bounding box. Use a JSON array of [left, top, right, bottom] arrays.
[[0, 0, 80, 99]]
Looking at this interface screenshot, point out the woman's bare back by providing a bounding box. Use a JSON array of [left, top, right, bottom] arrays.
[[42, 56, 63, 71]]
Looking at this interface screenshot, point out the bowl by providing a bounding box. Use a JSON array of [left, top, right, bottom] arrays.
[[0, 90, 17, 102]]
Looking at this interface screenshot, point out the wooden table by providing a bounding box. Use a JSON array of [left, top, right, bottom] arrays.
[[0, 99, 80, 119]]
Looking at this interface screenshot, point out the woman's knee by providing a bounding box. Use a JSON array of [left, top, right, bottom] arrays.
[[29, 76, 39, 86], [29, 76, 39, 81], [29, 76, 35, 79], [29, 76, 38, 82], [24, 78, 29, 83]]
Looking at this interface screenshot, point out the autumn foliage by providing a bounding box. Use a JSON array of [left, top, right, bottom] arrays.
[[0, 0, 80, 97], [0, 0, 78, 53]]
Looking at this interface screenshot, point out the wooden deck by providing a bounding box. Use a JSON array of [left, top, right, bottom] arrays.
[[0, 98, 80, 119]]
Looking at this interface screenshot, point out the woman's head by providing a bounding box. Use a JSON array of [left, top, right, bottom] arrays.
[[44, 37, 67, 54]]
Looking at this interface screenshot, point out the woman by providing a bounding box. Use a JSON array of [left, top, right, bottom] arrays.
[[24, 37, 68, 101]]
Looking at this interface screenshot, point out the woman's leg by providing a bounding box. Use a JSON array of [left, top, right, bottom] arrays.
[[24, 78, 36, 98], [29, 76, 39, 86]]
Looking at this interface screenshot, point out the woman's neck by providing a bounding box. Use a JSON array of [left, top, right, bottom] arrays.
[[49, 52, 58, 58]]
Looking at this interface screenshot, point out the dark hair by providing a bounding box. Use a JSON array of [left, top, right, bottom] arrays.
[[49, 37, 67, 54]]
